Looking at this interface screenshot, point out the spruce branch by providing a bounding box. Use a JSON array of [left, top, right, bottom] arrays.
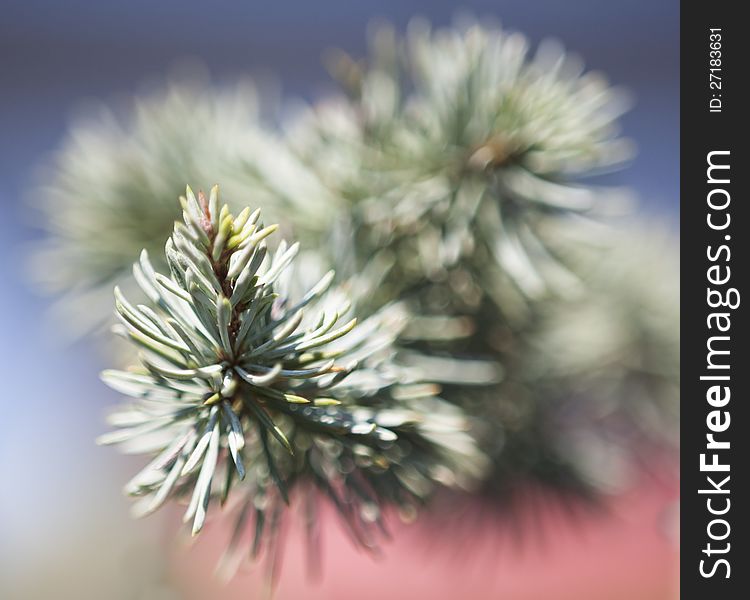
[[98, 186, 487, 570], [274, 18, 677, 500], [288, 18, 634, 315], [29, 78, 302, 338]]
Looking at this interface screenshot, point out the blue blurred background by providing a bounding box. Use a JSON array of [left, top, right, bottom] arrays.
[[0, 1, 678, 598]]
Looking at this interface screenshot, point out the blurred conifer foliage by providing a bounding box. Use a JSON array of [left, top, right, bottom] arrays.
[[31, 17, 678, 575]]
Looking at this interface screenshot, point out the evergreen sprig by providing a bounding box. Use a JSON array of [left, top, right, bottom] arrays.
[[288, 19, 634, 314], [30, 79, 296, 337], [275, 19, 677, 499], [98, 186, 487, 561]]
